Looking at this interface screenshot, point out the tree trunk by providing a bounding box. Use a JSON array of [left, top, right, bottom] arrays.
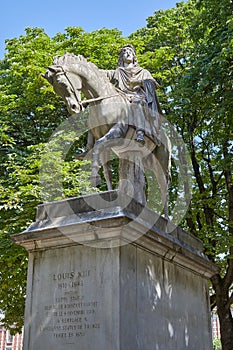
[[211, 274, 233, 350]]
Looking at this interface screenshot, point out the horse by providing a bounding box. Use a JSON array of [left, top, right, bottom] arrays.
[[43, 53, 171, 217]]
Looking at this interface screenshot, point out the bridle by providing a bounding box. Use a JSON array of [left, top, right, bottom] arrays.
[[56, 66, 84, 111], [55, 66, 120, 110]]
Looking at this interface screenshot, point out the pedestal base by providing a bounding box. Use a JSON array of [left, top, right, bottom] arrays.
[[12, 191, 218, 350]]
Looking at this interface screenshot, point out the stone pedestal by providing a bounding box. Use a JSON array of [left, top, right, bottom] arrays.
[[118, 152, 146, 205], [12, 191, 218, 350]]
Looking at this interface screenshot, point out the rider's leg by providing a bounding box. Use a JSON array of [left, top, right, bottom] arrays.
[[136, 130, 145, 145], [130, 101, 146, 145], [95, 123, 128, 146]]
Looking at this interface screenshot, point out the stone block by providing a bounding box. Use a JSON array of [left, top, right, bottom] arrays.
[[12, 191, 218, 349]]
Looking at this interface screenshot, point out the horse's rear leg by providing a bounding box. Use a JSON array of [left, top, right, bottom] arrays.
[[149, 154, 170, 219], [90, 146, 102, 188]]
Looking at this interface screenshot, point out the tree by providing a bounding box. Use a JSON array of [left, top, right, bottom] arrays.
[[188, 2, 233, 349], [130, 0, 233, 348]]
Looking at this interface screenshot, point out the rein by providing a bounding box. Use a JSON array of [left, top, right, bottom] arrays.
[[57, 67, 84, 111], [81, 94, 120, 106]]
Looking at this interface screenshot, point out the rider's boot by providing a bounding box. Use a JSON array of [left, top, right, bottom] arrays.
[[136, 130, 145, 146]]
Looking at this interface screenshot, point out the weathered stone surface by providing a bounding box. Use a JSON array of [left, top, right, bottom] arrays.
[[118, 151, 146, 205], [15, 190, 204, 252], [24, 246, 120, 350], [43, 49, 171, 213], [12, 192, 218, 350]]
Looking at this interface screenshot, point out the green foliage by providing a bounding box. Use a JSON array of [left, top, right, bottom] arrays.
[[213, 338, 222, 350], [0, 235, 27, 334], [52, 27, 126, 69], [133, 0, 233, 263], [1, 28, 65, 144], [0, 2, 232, 343], [0, 145, 41, 333]]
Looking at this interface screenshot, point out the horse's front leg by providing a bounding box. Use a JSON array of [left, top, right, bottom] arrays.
[[90, 139, 112, 190], [95, 122, 128, 146], [90, 123, 128, 189], [90, 144, 102, 188], [100, 149, 112, 191]]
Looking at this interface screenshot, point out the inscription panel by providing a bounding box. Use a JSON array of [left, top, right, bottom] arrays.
[[28, 246, 118, 350], [41, 270, 100, 341]]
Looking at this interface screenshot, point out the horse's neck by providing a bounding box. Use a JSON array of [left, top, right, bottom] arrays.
[[67, 60, 116, 98]]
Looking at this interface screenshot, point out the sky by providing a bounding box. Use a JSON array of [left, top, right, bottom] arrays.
[[0, 0, 181, 58]]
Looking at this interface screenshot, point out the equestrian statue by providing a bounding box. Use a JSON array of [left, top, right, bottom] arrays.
[[43, 45, 171, 217]]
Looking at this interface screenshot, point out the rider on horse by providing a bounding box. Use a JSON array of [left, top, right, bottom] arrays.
[[77, 44, 162, 158], [103, 44, 162, 145]]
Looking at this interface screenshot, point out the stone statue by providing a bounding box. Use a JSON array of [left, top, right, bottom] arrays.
[[80, 44, 162, 154], [43, 46, 171, 216], [103, 44, 162, 146]]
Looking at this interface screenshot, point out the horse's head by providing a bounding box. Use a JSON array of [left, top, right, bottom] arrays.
[[43, 65, 83, 114]]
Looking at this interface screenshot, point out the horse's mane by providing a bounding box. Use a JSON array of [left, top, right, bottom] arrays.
[[52, 52, 115, 92], [53, 53, 98, 72]]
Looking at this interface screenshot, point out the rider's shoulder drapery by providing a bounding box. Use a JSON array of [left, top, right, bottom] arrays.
[[101, 66, 162, 130], [142, 79, 162, 116]]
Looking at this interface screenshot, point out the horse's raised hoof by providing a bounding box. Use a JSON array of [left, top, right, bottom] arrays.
[[74, 149, 92, 160]]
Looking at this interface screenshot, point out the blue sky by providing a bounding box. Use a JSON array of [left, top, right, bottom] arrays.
[[0, 0, 182, 58]]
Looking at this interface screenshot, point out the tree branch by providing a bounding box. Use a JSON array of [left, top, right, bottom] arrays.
[[210, 293, 217, 310]]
